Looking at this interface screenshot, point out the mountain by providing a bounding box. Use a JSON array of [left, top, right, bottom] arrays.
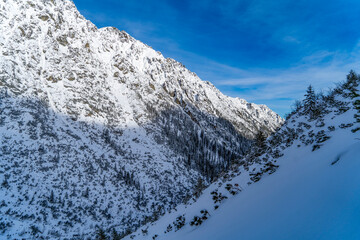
[[123, 72, 360, 240], [0, 0, 282, 238]]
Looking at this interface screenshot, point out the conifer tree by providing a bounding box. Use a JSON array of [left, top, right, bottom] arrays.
[[343, 71, 360, 132], [253, 130, 267, 157], [111, 228, 121, 240], [345, 70, 359, 98], [303, 85, 317, 118], [352, 83, 360, 132], [255, 131, 267, 149], [1, 178, 9, 188], [49, 190, 55, 203], [96, 228, 107, 240], [193, 177, 205, 198]]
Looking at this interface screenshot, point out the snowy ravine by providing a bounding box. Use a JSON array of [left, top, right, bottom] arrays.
[[124, 75, 360, 240], [0, 0, 283, 239]]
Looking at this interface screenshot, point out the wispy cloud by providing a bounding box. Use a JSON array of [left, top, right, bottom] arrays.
[[210, 50, 360, 116]]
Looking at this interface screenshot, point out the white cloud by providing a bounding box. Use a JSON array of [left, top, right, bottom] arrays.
[[283, 36, 301, 44], [185, 48, 360, 116]]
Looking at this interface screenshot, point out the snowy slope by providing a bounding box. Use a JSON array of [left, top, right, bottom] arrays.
[[0, 0, 283, 239], [169, 133, 360, 240], [124, 76, 360, 240]]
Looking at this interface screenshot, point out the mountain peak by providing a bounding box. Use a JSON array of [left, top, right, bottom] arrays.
[[1, 0, 283, 238]]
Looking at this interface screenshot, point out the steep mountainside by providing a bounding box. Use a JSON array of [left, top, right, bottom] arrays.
[[0, 0, 282, 239], [124, 72, 360, 240]]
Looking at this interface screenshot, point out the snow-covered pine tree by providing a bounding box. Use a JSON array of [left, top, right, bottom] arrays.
[[193, 177, 205, 198], [95, 228, 107, 240], [255, 131, 267, 148], [253, 130, 267, 157], [341, 70, 360, 132], [354, 100, 360, 131], [345, 70, 359, 98], [303, 85, 317, 119], [351, 76, 360, 132], [111, 228, 122, 240]]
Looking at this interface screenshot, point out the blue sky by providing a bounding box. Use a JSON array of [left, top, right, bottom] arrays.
[[73, 0, 360, 116]]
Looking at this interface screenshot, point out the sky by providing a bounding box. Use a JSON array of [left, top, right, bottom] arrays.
[[73, 0, 360, 116]]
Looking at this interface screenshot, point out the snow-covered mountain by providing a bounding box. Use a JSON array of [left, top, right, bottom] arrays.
[[0, 0, 283, 239], [123, 73, 360, 240]]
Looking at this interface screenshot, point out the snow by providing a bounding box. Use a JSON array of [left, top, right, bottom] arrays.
[[8, 0, 359, 239], [125, 97, 360, 240], [172, 138, 360, 240]]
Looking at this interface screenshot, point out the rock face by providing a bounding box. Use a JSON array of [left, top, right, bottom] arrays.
[[0, 0, 283, 238]]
